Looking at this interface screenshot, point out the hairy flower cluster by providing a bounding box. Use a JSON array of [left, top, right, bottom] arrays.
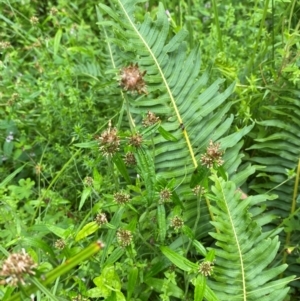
[[170, 216, 184, 231], [0, 41, 11, 49], [192, 185, 207, 196], [0, 250, 37, 286], [96, 124, 120, 157], [142, 111, 160, 127], [124, 152, 136, 166], [30, 16, 39, 25], [198, 261, 214, 277], [159, 188, 172, 203], [54, 239, 66, 250], [119, 63, 147, 94], [84, 176, 94, 186], [200, 140, 224, 168], [95, 212, 108, 225], [117, 229, 133, 247], [128, 133, 143, 148], [114, 191, 130, 205]]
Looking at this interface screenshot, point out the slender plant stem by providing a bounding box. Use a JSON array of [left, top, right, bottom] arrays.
[[248, 0, 270, 71], [211, 0, 223, 51]]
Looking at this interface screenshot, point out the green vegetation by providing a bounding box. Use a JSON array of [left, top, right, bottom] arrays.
[[0, 0, 299, 300]]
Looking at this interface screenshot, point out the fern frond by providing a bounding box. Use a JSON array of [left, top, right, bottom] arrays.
[[208, 174, 294, 301], [99, 0, 255, 238]]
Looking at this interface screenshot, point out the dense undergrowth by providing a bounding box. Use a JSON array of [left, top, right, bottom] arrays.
[[0, 0, 300, 300]]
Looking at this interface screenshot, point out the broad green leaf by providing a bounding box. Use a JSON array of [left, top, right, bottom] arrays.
[[157, 204, 166, 242], [45, 224, 73, 239], [53, 28, 62, 56], [113, 153, 131, 184], [75, 222, 99, 242], [127, 266, 138, 300], [158, 126, 178, 141], [194, 274, 206, 301], [160, 246, 198, 272], [79, 186, 92, 210], [0, 165, 26, 189]]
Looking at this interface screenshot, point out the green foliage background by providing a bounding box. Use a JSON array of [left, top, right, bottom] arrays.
[[0, 0, 299, 300]]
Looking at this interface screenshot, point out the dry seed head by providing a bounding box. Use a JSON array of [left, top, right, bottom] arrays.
[[129, 133, 143, 148], [159, 188, 172, 203], [0, 249, 37, 286], [117, 229, 133, 247], [200, 140, 224, 168], [96, 123, 120, 157], [170, 216, 184, 231], [95, 212, 108, 225], [198, 261, 214, 277], [142, 111, 160, 127], [30, 16, 39, 25], [119, 63, 147, 94], [114, 191, 130, 205], [124, 152, 136, 166], [84, 176, 94, 186], [193, 185, 207, 196], [54, 239, 66, 250]]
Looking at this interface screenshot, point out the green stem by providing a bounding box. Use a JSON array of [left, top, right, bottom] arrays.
[[247, 0, 270, 71], [211, 0, 223, 51]]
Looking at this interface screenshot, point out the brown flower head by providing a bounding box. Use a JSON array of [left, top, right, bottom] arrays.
[[114, 191, 130, 205], [84, 176, 94, 186], [200, 140, 224, 168], [159, 188, 172, 203], [119, 63, 147, 94], [198, 260, 215, 277], [192, 185, 207, 196], [0, 249, 37, 286], [124, 152, 136, 166], [142, 111, 160, 127], [96, 122, 120, 157], [129, 133, 143, 148], [30, 16, 39, 25], [0, 41, 11, 49], [170, 216, 184, 231], [95, 212, 108, 225], [117, 229, 133, 247], [54, 239, 66, 250]]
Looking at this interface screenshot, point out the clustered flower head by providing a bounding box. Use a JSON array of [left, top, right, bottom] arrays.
[[54, 239, 66, 250], [142, 111, 160, 127], [159, 188, 172, 203], [96, 122, 120, 157], [124, 152, 136, 166], [192, 185, 207, 196], [170, 216, 184, 231], [0, 249, 37, 286], [30, 16, 39, 25], [0, 41, 11, 49], [200, 140, 224, 168], [114, 191, 130, 205], [95, 212, 108, 225], [119, 63, 147, 94], [117, 229, 133, 247], [198, 260, 214, 277], [84, 176, 94, 186], [128, 133, 143, 148]]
